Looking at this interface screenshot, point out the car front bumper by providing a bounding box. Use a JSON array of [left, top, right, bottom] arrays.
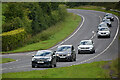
[[32, 61, 52, 67], [56, 56, 72, 61]]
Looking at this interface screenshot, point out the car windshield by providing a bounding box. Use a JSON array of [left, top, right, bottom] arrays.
[[80, 41, 92, 45], [35, 51, 51, 56], [99, 28, 109, 31], [103, 19, 109, 22], [106, 14, 112, 17], [57, 46, 71, 52], [99, 24, 106, 27]]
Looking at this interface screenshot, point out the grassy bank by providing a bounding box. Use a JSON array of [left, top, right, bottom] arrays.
[[2, 13, 81, 53], [71, 5, 120, 17], [2, 61, 110, 78], [0, 58, 16, 64]]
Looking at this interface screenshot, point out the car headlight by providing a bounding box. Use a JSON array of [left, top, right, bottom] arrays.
[[46, 57, 52, 61], [56, 54, 59, 56], [32, 58, 35, 61], [67, 53, 71, 56], [78, 46, 81, 49], [89, 47, 93, 50]]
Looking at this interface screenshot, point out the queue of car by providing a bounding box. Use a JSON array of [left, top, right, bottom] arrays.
[[32, 13, 114, 68], [97, 13, 114, 38]]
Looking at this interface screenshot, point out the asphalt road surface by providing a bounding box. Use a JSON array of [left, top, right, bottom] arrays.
[[1, 9, 119, 73]]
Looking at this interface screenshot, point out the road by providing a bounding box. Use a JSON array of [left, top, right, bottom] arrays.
[[1, 9, 119, 73]]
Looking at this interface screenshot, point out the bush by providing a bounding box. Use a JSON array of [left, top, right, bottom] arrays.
[[1, 28, 26, 51]]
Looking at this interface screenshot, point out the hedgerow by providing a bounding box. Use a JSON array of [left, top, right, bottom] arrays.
[[1, 28, 26, 51]]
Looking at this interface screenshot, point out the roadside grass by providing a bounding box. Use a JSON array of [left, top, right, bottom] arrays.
[[2, 61, 110, 78], [71, 5, 120, 17], [2, 13, 81, 54], [0, 58, 16, 64], [109, 58, 119, 78]]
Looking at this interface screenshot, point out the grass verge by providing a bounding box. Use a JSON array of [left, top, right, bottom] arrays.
[[0, 58, 16, 64], [2, 61, 110, 78], [2, 13, 81, 54], [71, 5, 120, 17]]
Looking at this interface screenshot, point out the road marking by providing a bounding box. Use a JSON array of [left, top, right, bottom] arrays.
[[73, 15, 119, 65], [50, 14, 85, 49], [90, 31, 96, 40], [2, 10, 119, 71], [99, 16, 102, 22]]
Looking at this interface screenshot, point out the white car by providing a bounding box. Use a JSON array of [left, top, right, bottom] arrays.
[[98, 22, 108, 28], [78, 40, 95, 54], [102, 18, 112, 27], [97, 27, 110, 38], [105, 13, 114, 21]]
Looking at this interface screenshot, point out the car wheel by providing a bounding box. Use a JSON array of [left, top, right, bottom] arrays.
[[54, 64, 56, 67], [108, 35, 110, 38], [78, 51, 80, 54], [97, 36, 100, 38], [70, 58, 74, 62], [93, 50, 95, 53], [32, 65, 35, 68], [74, 57, 76, 61], [50, 64, 54, 68]]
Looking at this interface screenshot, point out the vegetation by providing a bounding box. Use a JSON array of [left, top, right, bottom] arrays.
[[2, 13, 81, 53], [66, 2, 120, 11], [2, 3, 67, 52], [1, 28, 26, 51], [0, 58, 16, 64], [2, 61, 110, 78]]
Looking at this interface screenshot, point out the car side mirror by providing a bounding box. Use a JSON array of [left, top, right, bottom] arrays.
[[32, 55, 34, 57], [78, 44, 79, 46]]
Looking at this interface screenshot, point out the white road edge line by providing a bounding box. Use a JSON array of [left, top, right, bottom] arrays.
[[50, 14, 85, 49], [73, 15, 119, 66], [99, 16, 102, 22]]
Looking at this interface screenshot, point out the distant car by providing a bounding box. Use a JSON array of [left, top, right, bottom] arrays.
[[56, 45, 76, 62], [102, 18, 112, 27], [78, 40, 95, 54], [105, 13, 114, 21], [32, 50, 56, 68], [98, 22, 108, 28], [97, 27, 110, 38]]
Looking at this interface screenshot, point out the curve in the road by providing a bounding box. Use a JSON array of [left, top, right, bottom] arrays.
[[1, 9, 119, 73]]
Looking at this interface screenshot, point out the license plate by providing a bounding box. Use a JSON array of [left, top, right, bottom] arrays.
[[37, 61, 44, 63], [60, 56, 66, 58]]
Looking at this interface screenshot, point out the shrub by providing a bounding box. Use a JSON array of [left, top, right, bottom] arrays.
[[1, 28, 26, 51]]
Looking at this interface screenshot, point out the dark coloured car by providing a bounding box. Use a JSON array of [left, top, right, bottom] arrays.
[[32, 50, 56, 68], [56, 45, 76, 62]]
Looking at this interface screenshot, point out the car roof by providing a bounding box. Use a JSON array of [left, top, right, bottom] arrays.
[[58, 45, 72, 47], [80, 40, 92, 42], [37, 50, 52, 53], [100, 22, 107, 25]]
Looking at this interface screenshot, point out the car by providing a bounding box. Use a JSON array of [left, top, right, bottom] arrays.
[[97, 27, 110, 38], [55, 45, 76, 62], [32, 50, 57, 68], [102, 18, 112, 27], [104, 13, 114, 21], [78, 40, 95, 54], [98, 22, 108, 28]]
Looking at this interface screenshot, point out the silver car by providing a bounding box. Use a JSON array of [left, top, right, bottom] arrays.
[[97, 27, 110, 38], [105, 13, 114, 21], [56, 45, 76, 62], [98, 22, 108, 28], [78, 40, 95, 54], [102, 18, 112, 27]]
